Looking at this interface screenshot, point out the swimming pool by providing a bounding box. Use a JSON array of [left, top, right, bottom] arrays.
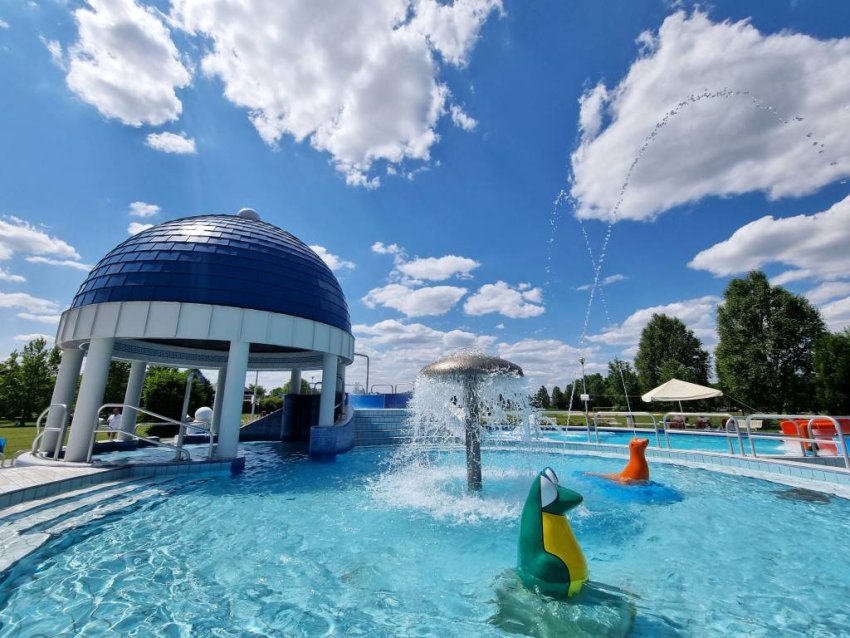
[[2, 444, 849, 637], [542, 429, 787, 455]]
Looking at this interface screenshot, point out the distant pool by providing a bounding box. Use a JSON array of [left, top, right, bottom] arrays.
[[2, 444, 849, 636], [543, 429, 788, 455]]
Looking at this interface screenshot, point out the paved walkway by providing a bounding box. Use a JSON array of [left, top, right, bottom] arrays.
[[0, 465, 108, 496]]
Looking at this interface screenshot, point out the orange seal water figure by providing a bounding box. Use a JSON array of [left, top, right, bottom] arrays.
[[603, 437, 650, 482]]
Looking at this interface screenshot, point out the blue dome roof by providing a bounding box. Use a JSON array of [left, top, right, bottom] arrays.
[[71, 214, 351, 332]]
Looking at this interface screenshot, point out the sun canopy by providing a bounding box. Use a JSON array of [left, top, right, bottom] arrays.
[[641, 378, 722, 403]]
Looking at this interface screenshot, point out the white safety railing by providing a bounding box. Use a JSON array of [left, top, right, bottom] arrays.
[[29, 403, 69, 460], [88, 403, 198, 463]]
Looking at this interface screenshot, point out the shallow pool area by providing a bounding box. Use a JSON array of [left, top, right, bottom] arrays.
[[2, 443, 849, 637]]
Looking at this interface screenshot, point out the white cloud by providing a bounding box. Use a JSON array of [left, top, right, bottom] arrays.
[[128, 222, 154, 235], [587, 295, 720, 352], [820, 296, 850, 332], [464, 281, 545, 318], [14, 333, 54, 343], [576, 273, 626, 292], [0, 268, 25, 283], [66, 0, 191, 126], [397, 255, 480, 281], [25, 256, 92, 272], [372, 241, 403, 255], [171, 0, 500, 186], [363, 283, 467, 317], [40, 36, 65, 69], [0, 216, 80, 261], [16, 313, 62, 325], [129, 201, 160, 218], [690, 194, 850, 281], [145, 132, 197, 155], [805, 281, 850, 306], [570, 11, 850, 222], [449, 104, 478, 131], [309, 245, 355, 272], [0, 292, 60, 316]]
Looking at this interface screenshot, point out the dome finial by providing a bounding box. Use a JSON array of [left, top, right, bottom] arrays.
[[237, 207, 260, 220]]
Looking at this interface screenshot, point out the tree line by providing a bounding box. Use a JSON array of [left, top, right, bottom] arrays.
[[535, 271, 850, 415]]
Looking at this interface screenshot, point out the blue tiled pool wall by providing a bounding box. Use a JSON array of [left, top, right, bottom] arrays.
[[349, 393, 412, 410], [70, 215, 351, 331], [351, 410, 850, 490]]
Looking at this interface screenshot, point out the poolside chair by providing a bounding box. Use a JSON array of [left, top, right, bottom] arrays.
[[0, 437, 6, 467]]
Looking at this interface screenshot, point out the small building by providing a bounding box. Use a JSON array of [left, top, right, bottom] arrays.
[[42, 208, 354, 462]]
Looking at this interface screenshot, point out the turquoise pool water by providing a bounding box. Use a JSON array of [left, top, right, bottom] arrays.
[[544, 429, 787, 455], [2, 444, 849, 637]]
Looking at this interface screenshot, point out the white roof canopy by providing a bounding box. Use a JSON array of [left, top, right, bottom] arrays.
[[641, 378, 722, 402]]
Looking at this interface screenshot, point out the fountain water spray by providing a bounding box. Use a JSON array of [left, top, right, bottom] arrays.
[[415, 352, 527, 492]]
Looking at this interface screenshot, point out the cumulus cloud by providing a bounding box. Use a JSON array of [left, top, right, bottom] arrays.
[[587, 295, 719, 359], [0, 292, 60, 316], [806, 281, 850, 306], [14, 333, 54, 343], [66, 0, 191, 126], [570, 11, 850, 222], [351, 319, 601, 387], [145, 132, 196, 154], [690, 194, 850, 282], [171, 0, 500, 186], [0, 268, 25, 283], [372, 242, 403, 255], [0, 216, 80, 262], [576, 273, 626, 292], [820, 296, 850, 332], [363, 283, 467, 317], [463, 281, 544, 318], [16, 312, 62, 325], [397, 255, 480, 281], [25, 256, 92, 272], [449, 104, 478, 131], [309, 245, 355, 272], [128, 222, 154, 235], [129, 201, 160, 218]]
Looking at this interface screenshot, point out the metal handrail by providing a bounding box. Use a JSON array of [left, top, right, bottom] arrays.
[[30, 404, 69, 460], [590, 411, 661, 446], [661, 412, 743, 455], [745, 413, 850, 470], [89, 403, 194, 463]]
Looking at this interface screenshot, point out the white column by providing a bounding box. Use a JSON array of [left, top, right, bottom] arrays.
[[217, 341, 249, 459], [289, 368, 301, 395], [211, 367, 227, 436], [319, 353, 338, 426], [40, 347, 84, 454], [65, 338, 115, 462], [119, 360, 147, 441]]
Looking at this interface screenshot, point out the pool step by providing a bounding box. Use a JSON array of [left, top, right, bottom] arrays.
[[0, 476, 177, 573]]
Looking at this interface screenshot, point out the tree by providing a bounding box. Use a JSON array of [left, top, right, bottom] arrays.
[[635, 313, 710, 391], [17, 338, 60, 422], [281, 379, 313, 395], [814, 329, 850, 414], [0, 350, 22, 419], [550, 386, 565, 410], [605, 360, 640, 410], [534, 386, 551, 409], [716, 271, 825, 412], [103, 361, 131, 405], [142, 368, 214, 435]]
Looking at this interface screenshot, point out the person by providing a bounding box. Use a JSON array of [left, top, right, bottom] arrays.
[[107, 407, 122, 441]]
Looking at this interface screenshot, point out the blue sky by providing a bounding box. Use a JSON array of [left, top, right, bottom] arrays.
[[2, 0, 850, 390]]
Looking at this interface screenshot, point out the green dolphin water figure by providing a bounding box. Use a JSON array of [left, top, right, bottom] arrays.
[[517, 467, 588, 598]]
